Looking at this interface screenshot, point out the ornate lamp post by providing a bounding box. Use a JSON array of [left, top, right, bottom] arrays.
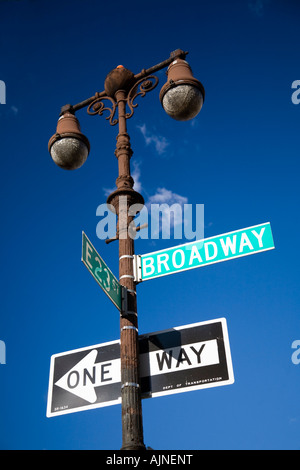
[[48, 49, 204, 450]]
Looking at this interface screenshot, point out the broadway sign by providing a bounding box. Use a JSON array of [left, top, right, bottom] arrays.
[[47, 318, 234, 417], [134, 222, 275, 282]]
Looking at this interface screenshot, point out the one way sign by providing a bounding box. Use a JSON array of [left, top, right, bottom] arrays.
[[47, 339, 122, 416], [139, 317, 234, 400], [47, 318, 234, 417]]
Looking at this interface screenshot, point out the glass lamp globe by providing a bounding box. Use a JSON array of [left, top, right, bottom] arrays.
[[48, 112, 90, 170], [160, 59, 205, 121], [161, 84, 204, 121]]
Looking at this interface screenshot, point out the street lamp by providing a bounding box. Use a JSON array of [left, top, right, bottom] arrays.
[[159, 58, 205, 121], [48, 49, 204, 450], [48, 112, 90, 170]]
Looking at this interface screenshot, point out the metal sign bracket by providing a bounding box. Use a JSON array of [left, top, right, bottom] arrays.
[[133, 255, 142, 283], [121, 286, 128, 314]]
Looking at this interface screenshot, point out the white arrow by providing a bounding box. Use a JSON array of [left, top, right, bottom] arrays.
[[55, 349, 121, 403]]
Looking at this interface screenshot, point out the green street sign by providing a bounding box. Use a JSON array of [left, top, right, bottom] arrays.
[[134, 222, 275, 282], [82, 232, 122, 310]]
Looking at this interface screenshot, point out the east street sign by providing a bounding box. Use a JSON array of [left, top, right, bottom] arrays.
[[81, 231, 122, 310], [47, 318, 233, 417], [134, 222, 275, 282]]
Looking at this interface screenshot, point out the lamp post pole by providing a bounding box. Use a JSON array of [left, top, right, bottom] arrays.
[[107, 88, 145, 450], [48, 49, 204, 450]]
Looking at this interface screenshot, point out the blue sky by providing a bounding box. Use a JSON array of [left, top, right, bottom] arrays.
[[0, 0, 300, 450]]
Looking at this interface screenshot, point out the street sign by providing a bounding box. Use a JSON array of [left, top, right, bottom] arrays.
[[134, 222, 275, 282], [47, 318, 233, 417], [139, 318, 234, 399], [81, 231, 122, 310], [47, 339, 121, 417]]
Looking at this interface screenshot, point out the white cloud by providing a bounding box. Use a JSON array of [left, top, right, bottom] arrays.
[[146, 187, 188, 238], [147, 187, 188, 207], [137, 123, 169, 155], [102, 167, 191, 239], [132, 160, 142, 193], [103, 186, 116, 198]]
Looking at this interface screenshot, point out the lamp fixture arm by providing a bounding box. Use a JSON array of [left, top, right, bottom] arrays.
[[59, 49, 189, 117], [134, 49, 188, 80]]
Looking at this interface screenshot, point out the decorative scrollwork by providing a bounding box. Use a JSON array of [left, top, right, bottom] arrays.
[[87, 94, 118, 126], [86, 75, 159, 124], [126, 75, 159, 119]]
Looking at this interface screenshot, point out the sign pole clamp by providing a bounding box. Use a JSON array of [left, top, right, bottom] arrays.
[[133, 255, 142, 284]]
